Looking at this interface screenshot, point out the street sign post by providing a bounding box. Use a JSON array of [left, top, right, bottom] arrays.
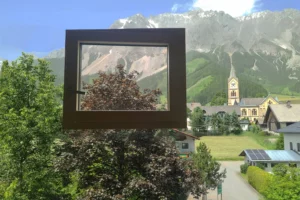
[[217, 183, 222, 200]]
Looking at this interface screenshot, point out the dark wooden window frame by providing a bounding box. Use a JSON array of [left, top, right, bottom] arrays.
[[63, 28, 186, 129]]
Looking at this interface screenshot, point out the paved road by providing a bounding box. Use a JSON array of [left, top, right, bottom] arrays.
[[188, 161, 262, 200]]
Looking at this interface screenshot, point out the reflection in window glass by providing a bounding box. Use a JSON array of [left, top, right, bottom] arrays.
[[78, 44, 168, 111]]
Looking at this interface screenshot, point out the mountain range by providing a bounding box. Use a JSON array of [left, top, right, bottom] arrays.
[[13, 9, 300, 104]]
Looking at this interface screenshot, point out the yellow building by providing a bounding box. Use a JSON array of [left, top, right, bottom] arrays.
[[239, 96, 279, 122], [227, 65, 279, 122]]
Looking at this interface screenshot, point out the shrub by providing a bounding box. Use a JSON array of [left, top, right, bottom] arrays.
[[256, 163, 266, 170], [247, 166, 272, 194], [251, 124, 261, 134], [272, 163, 288, 177], [240, 163, 249, 174]]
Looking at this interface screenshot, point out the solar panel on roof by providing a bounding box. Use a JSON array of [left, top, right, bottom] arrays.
[[253, 150, 260, 154], [245, 149, 272, 160], [249, 154, 258, 160], [256, 154, 264, 160], [261, 153, 271, 160]]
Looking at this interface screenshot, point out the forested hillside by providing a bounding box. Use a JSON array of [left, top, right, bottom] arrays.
[[138, 51, 268, 105]]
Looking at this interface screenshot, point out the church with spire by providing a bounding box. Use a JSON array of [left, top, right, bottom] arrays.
[[226, 65, 279, 122], [199, 64, 279, 124]]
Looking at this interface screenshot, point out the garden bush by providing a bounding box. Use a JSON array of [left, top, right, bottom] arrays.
[[240, 163, 249, 174], [256, 163, 266, 170], [247, 166, 272, 194]]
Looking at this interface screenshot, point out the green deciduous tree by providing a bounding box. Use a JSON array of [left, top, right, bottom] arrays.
[[191, 107, 207, 137], [231, 111, 242, 134], [210, 113, 221, 134], [210, 92, 227, 106], [0, 53, 68, 199], [56, 65, 205, 199], [275, 134, 284, 150], [264, 167, 300, 200], [192, 142, 226, 200], [222, 113, 231, 135]]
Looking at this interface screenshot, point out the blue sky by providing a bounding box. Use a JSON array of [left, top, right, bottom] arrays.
[[1, 0, 299, 60]]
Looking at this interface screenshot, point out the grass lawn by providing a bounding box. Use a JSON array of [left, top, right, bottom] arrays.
[[196, 134, 267, 161], [271, 93, 300, 104]]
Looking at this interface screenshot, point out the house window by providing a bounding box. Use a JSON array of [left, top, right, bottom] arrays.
[[290, 142, 293, 150], [268, 101, 272, 105], [182, 143, 189, 149], [297, 143, 300, 152], [242, 109, 247, 116], [252, 109, 257, 116]]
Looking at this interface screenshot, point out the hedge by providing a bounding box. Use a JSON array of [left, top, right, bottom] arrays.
[[247, 166, 272, 194], [240, 163, 249, 174]]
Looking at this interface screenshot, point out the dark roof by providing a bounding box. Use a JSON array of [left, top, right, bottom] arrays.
[[276, 122, 300, 133], [239, 98, 265, 106], [263, 104, 300, 123], [240, 119, 250, 124], [186, 103, 202, 111], [201, 105, 241, 115], [240, 96, 279, 106], [172, 129, 199, 140]]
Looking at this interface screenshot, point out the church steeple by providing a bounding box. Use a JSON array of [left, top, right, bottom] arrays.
[[228, 65, 240, 106], [229, 66, 237, 79]]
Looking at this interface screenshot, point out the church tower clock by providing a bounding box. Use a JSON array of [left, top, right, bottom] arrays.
[[228, 66, 240, 106]]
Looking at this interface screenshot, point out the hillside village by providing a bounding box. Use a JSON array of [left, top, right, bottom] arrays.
[[2, 2, 300, 199], [181, 64, 300, 172]]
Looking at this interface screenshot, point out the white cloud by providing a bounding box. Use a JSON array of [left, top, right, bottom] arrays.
[[192, 0, 262, 17], [171, 4, 180, 12], [171, 0, 262, 16]]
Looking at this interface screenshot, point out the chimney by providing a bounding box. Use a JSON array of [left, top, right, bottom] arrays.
[[286, 101, 292, 108]]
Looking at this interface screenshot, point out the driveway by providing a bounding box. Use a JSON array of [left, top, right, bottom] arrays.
[[188, 161, 262, 200]]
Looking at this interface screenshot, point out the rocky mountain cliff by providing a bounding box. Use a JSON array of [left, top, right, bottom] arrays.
[[44, 9, 300, 103]]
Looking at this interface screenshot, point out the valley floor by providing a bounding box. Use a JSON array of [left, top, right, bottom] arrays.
[[196, 132, 278, 160]]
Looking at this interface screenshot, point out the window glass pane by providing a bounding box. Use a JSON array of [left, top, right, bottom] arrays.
[[182, 143, 189, 149], [78, 44, 168, 111]]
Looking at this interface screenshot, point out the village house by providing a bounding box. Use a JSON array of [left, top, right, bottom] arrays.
[[239, 149, 300, 172], [173, 129, 199, 157], [239, 96, 279, 122], [277, 122, 300, 152], [239, 122, 300, 172], [187, 102, 202, 111], [263, 102, 300, 132]]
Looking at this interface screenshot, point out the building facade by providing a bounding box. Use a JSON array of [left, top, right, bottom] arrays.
[[264, 103, 300, 132], [239, 96, 279, 122]]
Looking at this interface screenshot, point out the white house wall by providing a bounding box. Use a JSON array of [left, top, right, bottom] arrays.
[[284, 133, 300, 152], [176, 138, 195, 153]]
